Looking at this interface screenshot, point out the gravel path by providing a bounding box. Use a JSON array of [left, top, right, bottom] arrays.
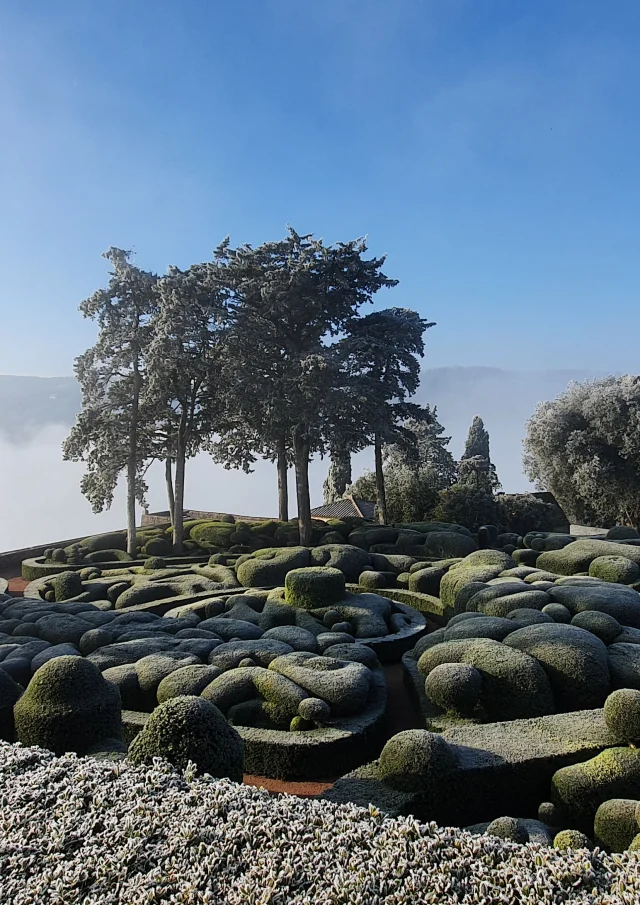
[[1, 742, 640, 904]]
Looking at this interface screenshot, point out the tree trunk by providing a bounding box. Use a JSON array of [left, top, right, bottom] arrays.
[[374, 432, 388, 525], [276, 435, 289, 522], [126, 367, 141, 557], [165, 457, 175, 528], [173, 441, 186, 555], [293, 431, 312, 546]]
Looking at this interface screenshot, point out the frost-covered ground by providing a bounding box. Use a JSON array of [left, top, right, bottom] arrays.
[[1, 741, 639, 904]]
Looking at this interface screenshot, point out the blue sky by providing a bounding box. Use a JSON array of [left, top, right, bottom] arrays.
[[1, 0, 639, 377]]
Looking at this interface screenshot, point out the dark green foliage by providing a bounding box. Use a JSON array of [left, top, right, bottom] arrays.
[[498, 495, 564, 536], [84, 549, 133, 563], [607, 526, 640, 541], [189, 523, 235, 550], [128, 695, 244, 779], [570, 610, 621, 644], [309, 544, 371, 581], [51, 548, 67, 563], [433, 487, 500, 533], [408, 567, 445, 597], [53, 570, 83, 602], [144, 557, 167, 570], [0, 668, 23, 741], [14, 656, 122, 755]]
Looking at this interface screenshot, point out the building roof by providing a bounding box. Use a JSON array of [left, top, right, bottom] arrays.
[[310, 495, 376, 521]]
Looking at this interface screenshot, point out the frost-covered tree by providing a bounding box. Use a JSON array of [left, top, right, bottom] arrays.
[[349, 407, 455, 523], [146, 263, 230, 552], [212, 228, 397, 544], [323, 448, 352, 505], [524, 375, 640, 527], [463, 415, 490, 460], [63, 248, 158, 555], [338, 308, 434, 523], [458, 415, 500, 493]]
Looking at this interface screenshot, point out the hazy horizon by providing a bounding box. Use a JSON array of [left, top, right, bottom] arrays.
[[0, 364, 607, 553]]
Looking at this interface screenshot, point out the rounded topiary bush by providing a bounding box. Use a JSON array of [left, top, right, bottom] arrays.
[[143, 537, 172, 557], [606, 527, 640, 541], [551, 747, 640, 827], [378, 730, 456, 792], [14, 656, 122, 755], [486, 816, 529, 844], [53, 570, 83, 602], [594, 798, 640, 852], [144, 556, 167, 571], [570, 610, 621, 644], [284, 567, 346, 610], [604, 688, 640, 742], [424, 662, 482, 715], [553, 830, 593, 851], [589, 556, 640, 585], [128, 695, 243, 780]]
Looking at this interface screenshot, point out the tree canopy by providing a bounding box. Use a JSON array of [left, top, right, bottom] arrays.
[[524, 375, 640, 527]]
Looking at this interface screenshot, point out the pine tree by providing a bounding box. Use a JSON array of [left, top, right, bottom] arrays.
[[63, 248, 158, 555], [463, 415, 490, 460], [459, 415, 500, 492]]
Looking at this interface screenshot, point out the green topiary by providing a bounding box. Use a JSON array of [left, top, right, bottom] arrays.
[[606, 527, 640, 541], [570, 610, 621, 644], [51, 548, 67, 563], [424, 662, 482, 715], [190, 522, 235, 550], [553, 830, 593, 851], [594, 798, 639, 852], [309, 544, 371, 581], [485, 816, 529, 844], [78, 532, 127, 553], [53, 570, 83, 602], [144, 556, 167, 570], [378, 730, 456, 792], [284, 567, 346, 610], [14, 656, 122, 755], [236, 547, 310, 587], [589, 556, 640, 585], [358, 570, 390, 590], [128, 695, 243, 779], [143, 537, 172, 557], [552, 748, 640, 828], [604, 689, 640, 742]]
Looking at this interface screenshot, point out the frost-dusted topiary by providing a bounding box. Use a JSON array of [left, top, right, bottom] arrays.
[[606, 527, 640, 541], [53, 570, 83, 602], [268, 652, 371, 717], [604, 689, 640, 742], [298, 697, 330, 723], [486, 817, 529, 844], [144, 556, 167, 571], [128, 695, 243, 780], [553, 830, 593, 851], [378, 730, 456, 792], [408, 567, 445, 596], [309, 545, 371, 581], [552, 748, 640, 827], [14, 656, 122, 755], [284, 567, 346, 610], [236, 547, 311, 587], [594, 799, 639, 852], [424, 662, 482, 715], [589, 556, 640, 585], [570, 611, 621, 645]]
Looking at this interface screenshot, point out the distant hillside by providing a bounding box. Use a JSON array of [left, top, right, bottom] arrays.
[[0, 368, 605, 489]]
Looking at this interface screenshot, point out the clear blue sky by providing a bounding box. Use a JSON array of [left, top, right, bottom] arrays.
[[1, 0, 639, 377]]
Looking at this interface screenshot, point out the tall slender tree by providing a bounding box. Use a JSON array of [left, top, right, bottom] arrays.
[[338, 308, 434, 523], [146, 263, 229, 553], [63, 248, 158, 554], [212, 228, 397, 544], [459, 415, 500, 492]]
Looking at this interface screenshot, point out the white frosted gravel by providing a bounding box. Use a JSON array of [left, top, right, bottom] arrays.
[[1, 741, 640, 904]]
